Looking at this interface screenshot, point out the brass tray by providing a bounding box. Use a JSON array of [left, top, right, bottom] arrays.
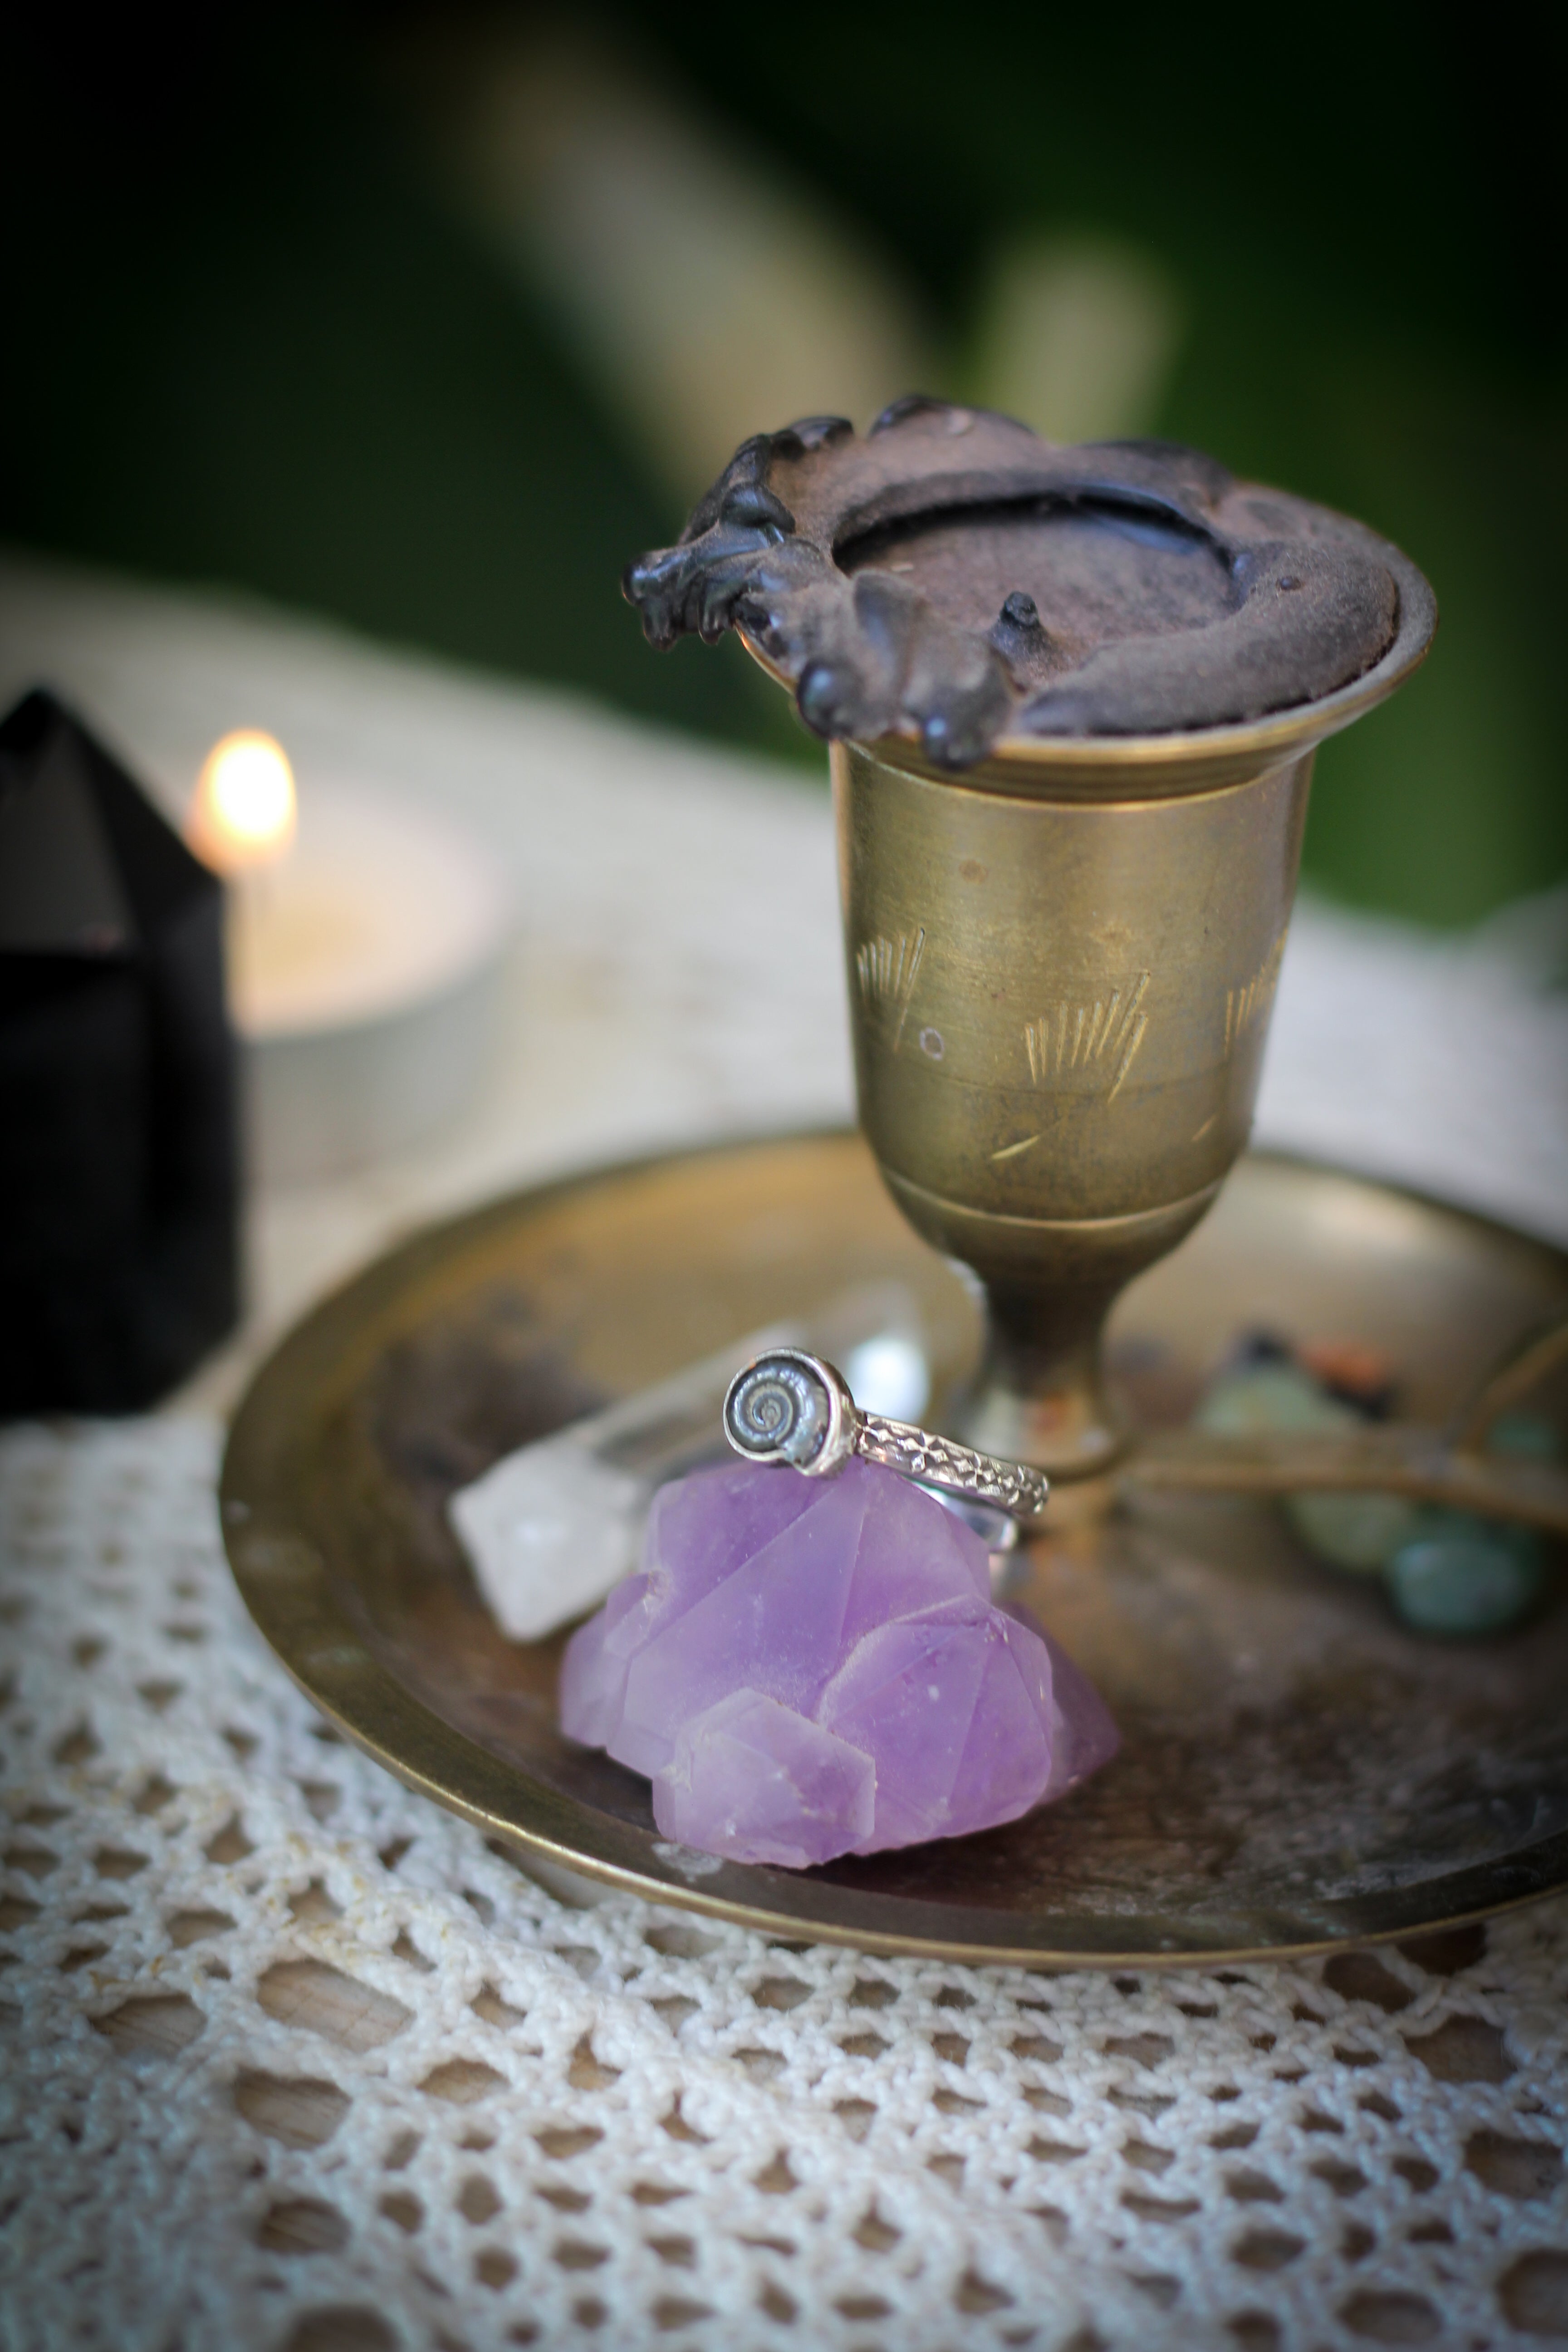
[[223, 1134, 1568, 1966]]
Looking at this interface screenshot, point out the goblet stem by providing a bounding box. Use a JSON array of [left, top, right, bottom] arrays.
[[957, 1278, 1125, 1483]]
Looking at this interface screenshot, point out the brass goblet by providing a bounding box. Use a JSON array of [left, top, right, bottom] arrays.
[[626, 407, 1451, 1485], [831, 679, 1427, 1482], [830, 647, 1568, 1528]]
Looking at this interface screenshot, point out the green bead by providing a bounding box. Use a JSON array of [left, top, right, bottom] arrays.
[[1387, 1513, 1544, 1635]]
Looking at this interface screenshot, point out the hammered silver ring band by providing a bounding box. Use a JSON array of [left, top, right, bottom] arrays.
[[722, 1348, 1050, 1520]]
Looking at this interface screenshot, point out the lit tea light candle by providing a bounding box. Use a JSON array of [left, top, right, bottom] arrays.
[[189, 730, 298, 873], [188, 730, 512, 1184]]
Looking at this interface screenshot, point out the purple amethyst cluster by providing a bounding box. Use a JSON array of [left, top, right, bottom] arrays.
[[561, 1455, 1118, 1869]]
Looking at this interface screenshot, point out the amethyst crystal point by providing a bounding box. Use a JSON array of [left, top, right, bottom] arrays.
[[559, 1457, 1118, 1867], [662, 1691, 876, 1869]]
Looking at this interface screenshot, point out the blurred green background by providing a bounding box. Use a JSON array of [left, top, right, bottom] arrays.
[[4, 4, 1563, 926]]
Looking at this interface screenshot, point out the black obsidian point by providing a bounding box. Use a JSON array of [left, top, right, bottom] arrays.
[[0, 690, 240, 1414]]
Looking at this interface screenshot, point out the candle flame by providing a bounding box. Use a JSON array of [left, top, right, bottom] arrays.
[[190, 731, 297, 873]]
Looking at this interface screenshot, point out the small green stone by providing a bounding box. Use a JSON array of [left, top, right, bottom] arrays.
[[1387, 1513, 1544, 1635], [1486, 1412, 1562, 1462], [1196, 1362, 1354, 1439], [1286, 1488, 1421, 1573], [1198, 1363, 1415, 1571]]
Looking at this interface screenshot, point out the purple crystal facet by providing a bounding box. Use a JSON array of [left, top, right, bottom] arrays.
[[559, 1457, 1118, 1868]]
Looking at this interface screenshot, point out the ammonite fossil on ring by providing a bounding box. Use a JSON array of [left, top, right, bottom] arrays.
[[724, 1352, 840, 1472]]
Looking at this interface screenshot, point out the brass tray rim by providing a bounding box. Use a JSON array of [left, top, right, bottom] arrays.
[[221, 1128, 1565, 1970]]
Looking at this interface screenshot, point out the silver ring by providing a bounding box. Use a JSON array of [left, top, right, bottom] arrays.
[[722, 1348, 1050, 1520]]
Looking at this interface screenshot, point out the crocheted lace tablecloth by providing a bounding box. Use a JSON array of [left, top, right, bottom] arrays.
[[5, 1422, 1568, 2352], [2, 553, 1567, 2352]]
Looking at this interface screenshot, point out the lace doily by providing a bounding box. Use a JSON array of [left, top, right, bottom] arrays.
[[3, 1419, 1566, 2352]]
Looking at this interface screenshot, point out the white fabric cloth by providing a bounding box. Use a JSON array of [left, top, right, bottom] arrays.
[[2, 550, 1566, 2351]]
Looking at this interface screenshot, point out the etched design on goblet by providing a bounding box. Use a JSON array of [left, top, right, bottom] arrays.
[[1224, 932, 1288, 1055], [854, 927, 926, 1051], [1023, 971, 1151, 1104]]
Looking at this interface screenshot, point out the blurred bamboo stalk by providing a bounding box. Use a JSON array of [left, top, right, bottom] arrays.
[[392, 22, 933, 504], [969, 233, 1184, 445]]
